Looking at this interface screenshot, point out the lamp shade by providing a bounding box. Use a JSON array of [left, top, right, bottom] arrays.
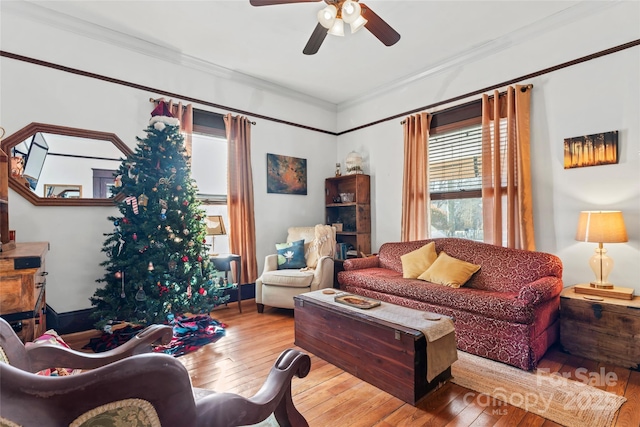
[[328, 18, 345, 36], [341, 0, 362, 24], [317, 5, 337, 29], [206, 215, 227, 236], [575, 211, 628, 243], [349, 15, 368, 33]]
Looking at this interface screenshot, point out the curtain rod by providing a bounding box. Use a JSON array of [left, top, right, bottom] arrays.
[[398, 84, 533, 125], [149, 98, 257, 125]]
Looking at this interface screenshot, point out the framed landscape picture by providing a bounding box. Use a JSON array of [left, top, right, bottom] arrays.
[[267, 153, 307, 195], [564, 131, 618, 169]]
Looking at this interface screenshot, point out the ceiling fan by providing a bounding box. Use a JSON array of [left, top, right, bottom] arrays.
[[249, 0, 401, 55]]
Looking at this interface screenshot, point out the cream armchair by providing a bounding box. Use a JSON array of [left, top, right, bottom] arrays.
[[256, 225, 336, 313]]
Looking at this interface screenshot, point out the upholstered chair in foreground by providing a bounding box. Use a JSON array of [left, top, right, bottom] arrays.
[[0, 318, 311, 427], [256, 225, 336, 313]]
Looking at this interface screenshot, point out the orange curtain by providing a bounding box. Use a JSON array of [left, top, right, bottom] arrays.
[[481, 85, 534, 250], [401, 112, 432, 242], [224, 114, 258, 283]]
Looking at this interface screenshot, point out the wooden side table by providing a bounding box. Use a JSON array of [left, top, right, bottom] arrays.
[[559, 285, 640, 369], [210, 254, 242, 313]]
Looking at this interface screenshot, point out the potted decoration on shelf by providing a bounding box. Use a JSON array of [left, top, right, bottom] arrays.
[[345, 151, 363, 174]]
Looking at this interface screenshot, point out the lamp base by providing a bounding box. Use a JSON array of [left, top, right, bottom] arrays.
[[590, 281, 614, 289], [574, 283, 634, 300]]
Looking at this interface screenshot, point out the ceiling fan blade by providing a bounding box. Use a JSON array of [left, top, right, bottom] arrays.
[[303, 23, 328, 55], [250, 0, 321, 6], [360, 3, 401, 47]]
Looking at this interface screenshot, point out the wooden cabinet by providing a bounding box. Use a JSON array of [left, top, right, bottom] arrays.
[[560, 285, 640, 369], [325, 174, 371, 257], [0, 242, 49, 342], [0, 148, 12, 251]]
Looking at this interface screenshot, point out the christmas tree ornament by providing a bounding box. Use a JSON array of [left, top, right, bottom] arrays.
[[168, 260, 177, 270], [115, 271, 122, 279], [176, 185, 182, 191], [182, 255, 189, 262], [135, 286, 147, 301], [138, 194, 149, 207], [114, 175, 123, 187], [133, 233, 138, 241], [183, 229, 190, 235], [174, 237, 182, 243], [182, 200, 189, 206], [187, 285, 192, 298], [120, 271, 126, 298], [148, 262, 154, 271], [198, 288, 207, 296], [124, 196, 139, 214], [152, 187, 158, 192], [122, 218, 130, 224], [170, 167, 177, 174], [197, 256, 203, 262]]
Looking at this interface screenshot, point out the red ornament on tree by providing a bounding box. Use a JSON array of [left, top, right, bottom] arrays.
[[182, 200, 189, 206], [115, 271, 122, 279], [181, 255, 189, 262], [198, 288, 206, 296], [197, 256, 203, 262]]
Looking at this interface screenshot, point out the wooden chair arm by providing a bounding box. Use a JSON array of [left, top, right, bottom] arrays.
[[25, 324, 173, 372], [195, 348, 311, 427]]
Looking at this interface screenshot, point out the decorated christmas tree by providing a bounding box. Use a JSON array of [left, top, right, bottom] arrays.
[[90, 102, 230, 329]]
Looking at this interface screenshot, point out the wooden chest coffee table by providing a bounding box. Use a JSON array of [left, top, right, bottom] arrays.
[[293, 291, 456, 405]]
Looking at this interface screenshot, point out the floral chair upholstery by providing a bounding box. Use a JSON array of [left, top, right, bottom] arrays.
[[256, 225, 336, 313], [0, 318, 311, 427]]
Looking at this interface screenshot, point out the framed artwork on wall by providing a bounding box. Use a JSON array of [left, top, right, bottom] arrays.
[[266, 153, 307, 195], [564, 130, 618, 169]]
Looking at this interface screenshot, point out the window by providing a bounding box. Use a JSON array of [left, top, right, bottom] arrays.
[[427, 100, 483, 240], [191, 109, 230, 254]]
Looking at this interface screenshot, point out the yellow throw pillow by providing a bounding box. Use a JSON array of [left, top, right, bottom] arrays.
[[418, 251, 480, 288], [400, 242, 438, 279]]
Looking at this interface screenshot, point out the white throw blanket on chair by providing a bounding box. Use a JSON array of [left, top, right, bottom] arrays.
[[304, 224, 335, 269]]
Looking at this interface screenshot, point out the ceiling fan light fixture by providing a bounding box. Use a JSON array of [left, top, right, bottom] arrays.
[[317, 5, 337, 29], [349, 15, 367, 33], [341, 0, 362, 24], [328, 18, 345, 37]]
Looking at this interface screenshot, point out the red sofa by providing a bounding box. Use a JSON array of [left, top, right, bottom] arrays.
[[337, 238, 563, 370]]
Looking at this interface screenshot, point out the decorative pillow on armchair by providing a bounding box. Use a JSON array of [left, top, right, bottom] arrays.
[[275, 239, 306, 269], [418, 251, 480, 288]]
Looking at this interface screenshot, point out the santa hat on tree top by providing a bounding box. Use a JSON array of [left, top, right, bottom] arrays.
[[150, 100, 180, 128]]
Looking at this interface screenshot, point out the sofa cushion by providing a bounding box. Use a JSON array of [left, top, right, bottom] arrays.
[[276, 239, 306, 269], [261, 269, 314, 288], [417, 252, 480, 288], [338, 269, 534, 323], [400, 242, 437, 279]]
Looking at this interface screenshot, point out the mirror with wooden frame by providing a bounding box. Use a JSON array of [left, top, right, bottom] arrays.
[[1, 123, 132, 206]]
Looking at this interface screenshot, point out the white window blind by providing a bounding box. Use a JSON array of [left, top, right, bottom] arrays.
[[429, 125, 482, 194]]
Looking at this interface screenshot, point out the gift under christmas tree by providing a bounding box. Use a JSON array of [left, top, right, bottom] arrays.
[[90, 102, 230, 328]]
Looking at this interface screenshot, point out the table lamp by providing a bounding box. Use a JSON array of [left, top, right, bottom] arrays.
[[205, 215, 227, 255], [575, 210, 628, 289]]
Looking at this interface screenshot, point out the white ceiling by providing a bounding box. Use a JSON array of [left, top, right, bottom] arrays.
[[10, 1, 612, 106]]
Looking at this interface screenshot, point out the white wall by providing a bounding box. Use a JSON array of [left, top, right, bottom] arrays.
[[1, 9, 336, 312], [337, 2, 640, 293]]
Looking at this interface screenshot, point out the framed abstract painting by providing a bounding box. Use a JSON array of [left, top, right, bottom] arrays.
[[267, 153, 307, 195]]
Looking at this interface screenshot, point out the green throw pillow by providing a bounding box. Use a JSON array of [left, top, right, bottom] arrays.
[[276, 239, 306, 269]]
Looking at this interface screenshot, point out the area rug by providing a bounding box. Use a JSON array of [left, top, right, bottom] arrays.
[[450, 351, 626, 427], [83, 314, 226, 357]]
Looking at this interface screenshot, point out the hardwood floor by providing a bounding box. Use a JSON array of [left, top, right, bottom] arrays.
[[63, 299, 640, 427]]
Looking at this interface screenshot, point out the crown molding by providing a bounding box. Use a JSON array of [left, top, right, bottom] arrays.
[[337, 0, 621, 112], [3, 0, 337, 113]]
